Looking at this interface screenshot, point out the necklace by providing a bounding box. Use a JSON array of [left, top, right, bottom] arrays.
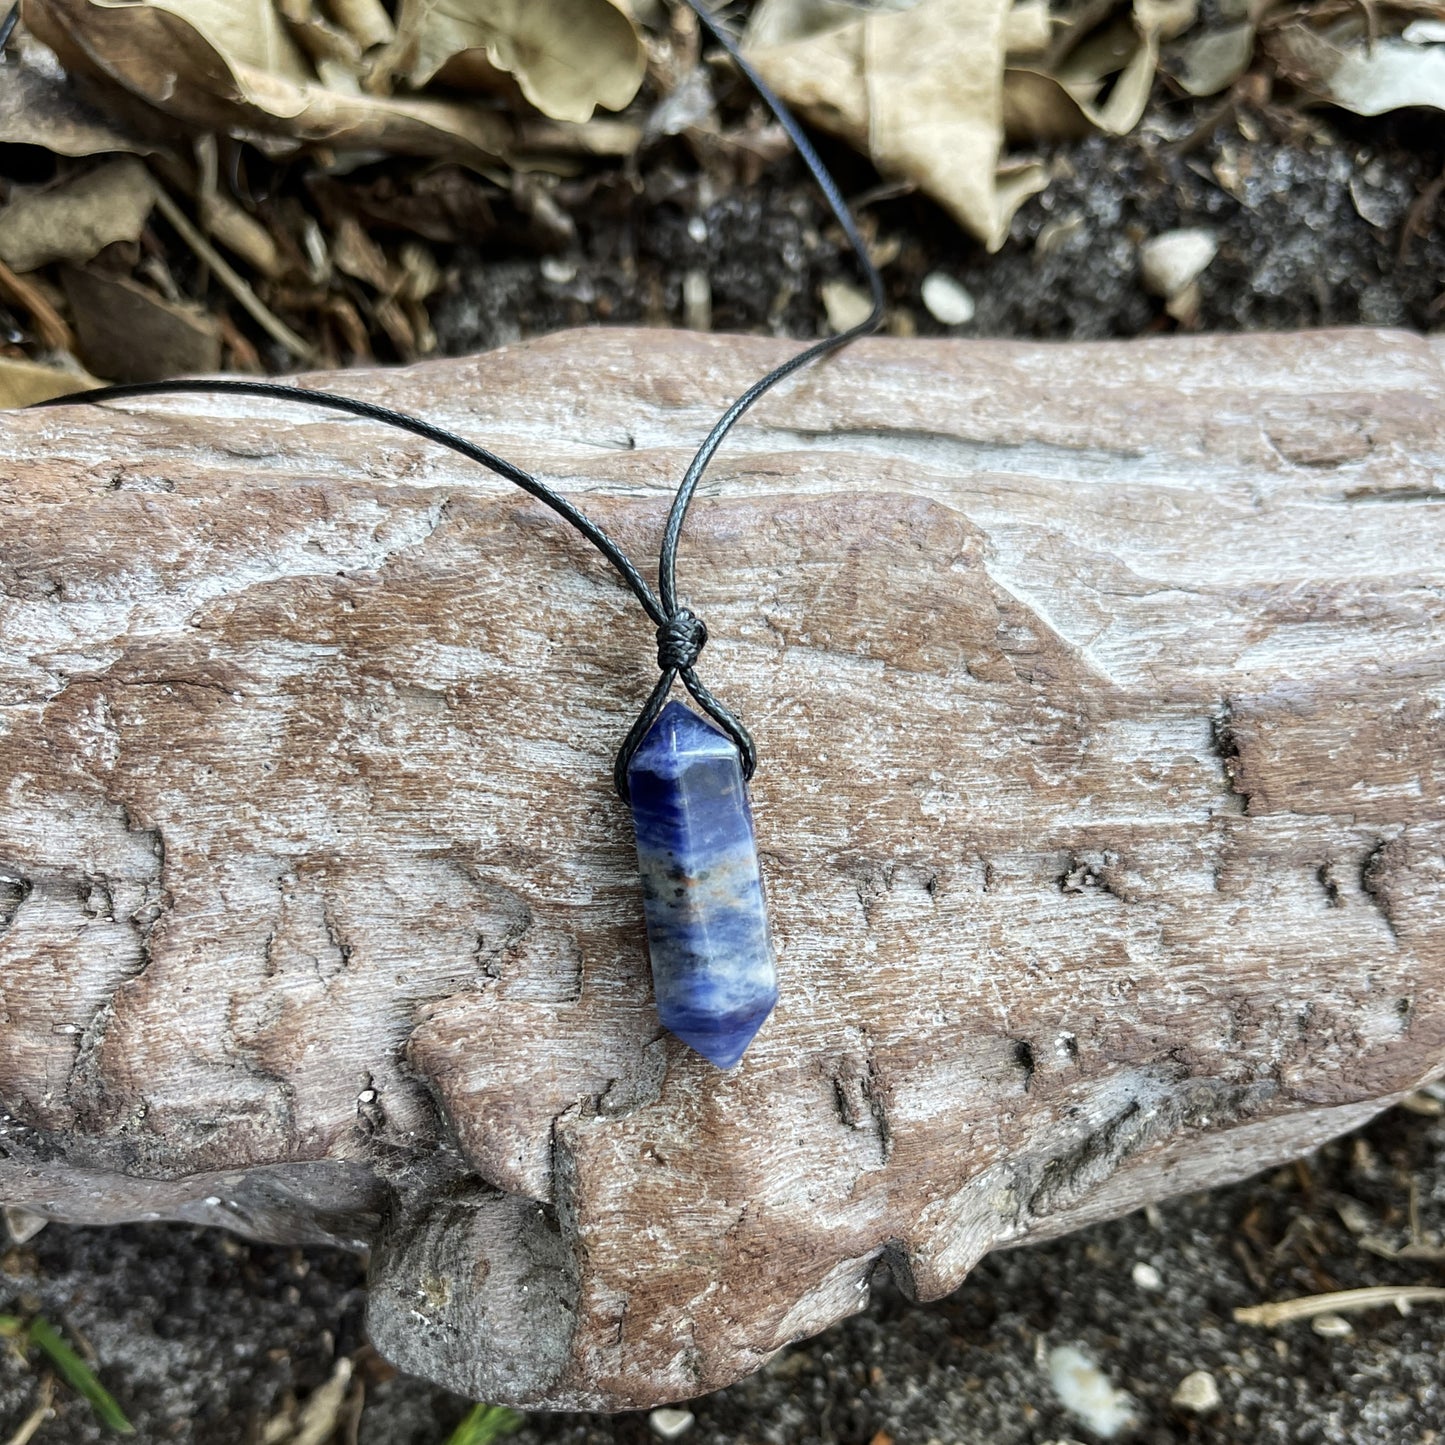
[[33, 0, 885, 1070]]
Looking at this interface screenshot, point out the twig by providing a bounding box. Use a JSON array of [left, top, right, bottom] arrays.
[[1360, 1236, 1445, 1263], [0, 258, 74, 353], [3, 1375, 54, 1445], [342, 1376, 366, 1445], [291, 1357, 354, 1445], [1235, 1285, 1445, 1327], [150, 186, 313, 362]]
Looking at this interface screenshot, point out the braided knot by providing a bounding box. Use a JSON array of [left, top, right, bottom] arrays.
[[656, 609, 708, 673]]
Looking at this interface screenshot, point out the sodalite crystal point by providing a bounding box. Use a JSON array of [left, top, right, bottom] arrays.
[[626, 700, 777, 1069]]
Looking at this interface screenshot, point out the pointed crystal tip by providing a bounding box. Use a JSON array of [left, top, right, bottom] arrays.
[[663, 995, 777, 1070]]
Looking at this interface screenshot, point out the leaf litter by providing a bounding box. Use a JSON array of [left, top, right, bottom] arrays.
[[0, 0, 1441, 393]]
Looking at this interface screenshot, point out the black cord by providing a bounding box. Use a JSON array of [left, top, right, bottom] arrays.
[[620, 0, 886, 795], [0, 4, 18, 53], [35, 377, 665, 621], [27, 0, 886, 802]]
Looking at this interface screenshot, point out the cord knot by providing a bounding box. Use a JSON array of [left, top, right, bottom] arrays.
[[657, 609, 707, 673]]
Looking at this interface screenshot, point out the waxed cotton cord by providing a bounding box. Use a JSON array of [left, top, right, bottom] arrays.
[[25, 0, 885, 802]]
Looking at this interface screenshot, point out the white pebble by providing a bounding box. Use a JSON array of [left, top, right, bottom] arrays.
[[1139, 227, 1218, 300], [1131, 1261, 1163, 1291], [1312, 1312, 1354, 1337], [649, 1408, 695, 1440], [539, 256, 577, 285], [682, 268, 712, 332], [820, 278, 873, 333], [3, 1207, 48, 1244], [921, 271, 975, 326], [1047, 1345, 1137, 1439], [1172, 1369, 1221, 1412], [1403, 18, 1445, 42]]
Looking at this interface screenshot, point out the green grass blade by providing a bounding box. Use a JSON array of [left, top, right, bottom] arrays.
[[444, 1403, 525, 1445], [26, 1316, 135, 1435]]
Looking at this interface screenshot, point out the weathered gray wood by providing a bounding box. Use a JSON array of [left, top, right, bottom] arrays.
[[0, 327, 1442, 1408]]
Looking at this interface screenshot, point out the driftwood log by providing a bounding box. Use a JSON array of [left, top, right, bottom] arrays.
[[1, 327, 1443, 1408]]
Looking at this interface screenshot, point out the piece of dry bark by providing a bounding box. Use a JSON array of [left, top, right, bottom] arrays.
[[0, 327, 1442, 1407]]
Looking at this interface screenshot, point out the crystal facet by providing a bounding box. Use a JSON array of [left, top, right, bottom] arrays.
[[626, 700, 777, 1068]]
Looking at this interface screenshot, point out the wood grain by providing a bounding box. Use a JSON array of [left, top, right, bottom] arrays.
[[0, 327, 1442, 1406]]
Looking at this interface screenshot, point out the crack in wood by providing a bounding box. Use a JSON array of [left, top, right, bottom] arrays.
[[1209, 700, 1251, 814], [0, 869, 31, 936], [1361, 839, 1401, 939]]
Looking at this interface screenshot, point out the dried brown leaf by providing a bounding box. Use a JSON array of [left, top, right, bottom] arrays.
[[1005, 0, 1053, 59], [61, 265, 222, 382], [746, 0, 1046, 250], [1266, 20, 1445, 114], [0, 356, 99, 408], [0, 157, 156, 272], [380, 0, 646, 124], [1001, 69, 1095, 141], [396, 241, 441, 302], [329, 0, 394, 51], [21, 0, 513, 162], [277, 0, 366, 72], [332, 215, 395, 290], [1165, 21, 1256, 98], [0, 38, 156, 156], [307, 167, 501, 245], [1006, 3, 1171, 141]]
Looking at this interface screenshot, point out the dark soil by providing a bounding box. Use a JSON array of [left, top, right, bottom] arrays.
[[4, 81, 1444, 1445], [431, 100, 1445, 355]]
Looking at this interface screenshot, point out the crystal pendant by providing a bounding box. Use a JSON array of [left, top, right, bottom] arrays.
[[626, 700, 777, 1068]]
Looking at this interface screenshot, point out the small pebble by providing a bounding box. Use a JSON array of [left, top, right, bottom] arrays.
[[1131, 1261, 1163, 1291], [1046, 1345, 1137, 1439], [1312, 1312, 1355, 1337], [1139, 227, 1218, 300], [920, 271, 975, 326], [1172, 1369, 1222, 1412], [1403, 17, 1445, 42], [1035, 212, 1086, 257], [1398, 1090, 1444, 1116], [682, 268, 712, 331], [649, 1408, 695, 1440], [539, 256, 578, 285], [2, 1206, 47, 1244], [820, 278, 873, 333]]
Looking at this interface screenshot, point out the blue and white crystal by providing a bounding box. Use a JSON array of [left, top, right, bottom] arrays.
[[626, 700, 777, 1069]]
